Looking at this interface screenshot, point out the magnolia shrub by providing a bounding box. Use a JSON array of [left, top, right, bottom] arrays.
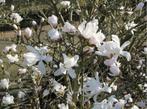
[[0, 0, 146, 109]]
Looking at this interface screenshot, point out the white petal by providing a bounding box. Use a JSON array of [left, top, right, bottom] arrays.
[[78, 21, 87, 34], [37, 61, 46, 75], [54, 65, 66, 76], [41, 55, 53, 62], [112, 35, 120, 46], [104, 56, 118, 66], [121, 41, 130, 50], [23, 52, 39, 66], [26, 46, 39, 54], [109, 65, 120, 76], [121, 51, 131, 61], [67, 68, 76, 79]]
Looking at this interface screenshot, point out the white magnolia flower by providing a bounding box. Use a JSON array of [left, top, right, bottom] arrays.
[[83, 72, 112, 101], [0, 78, 9, 89], [58, 103, 69, 109], [48, 29, 61, 41], [124, 94, 133, 103], [18, 68, 27, 74], [125, 21, 137, 34], [93, 96, 126, 109], [88, 30, 105, 47], [92, 96, 117, 109], [18, 91, 25, 99], [3, 44, 17, 53], [78, 19, 105, 47], [62, 22, 77, 33], [23, 46, 52, 74], [52, 79, 66, 95], [96, 35, 131, 61], [7, 54, 19, 63], [24, 27, 32, 38], [48, 15, 58, 27], [2, 94, 14, 105], [78, 19, 99, 39], [10, 13, 23, 23], [135, 2, 144, 10], [54, 54, 79, 79], [60, 1, 70, 8], [43, 89, 49, 97], [10, 5, 14, 11], [109, 62, 121, 76]]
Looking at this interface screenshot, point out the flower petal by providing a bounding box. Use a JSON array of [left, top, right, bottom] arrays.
[[104, 56, 118, 66], [37, 61, 46, 75], [54, 64, 66, 76], [121, 41, 130, 50], [67, 68, 76, 79], [121, 51, 131, 61], [112, 35, 120, 46]]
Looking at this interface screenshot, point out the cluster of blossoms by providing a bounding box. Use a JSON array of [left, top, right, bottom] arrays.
[[0, 0, 146, 109]]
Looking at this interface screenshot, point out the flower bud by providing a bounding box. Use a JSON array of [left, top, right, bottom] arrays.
[[32, 20, 37, 26], [60, 1, 70, 8], [48, 29, 61, 41], [0, 78, 9, 89], [24, 27, 32, 38], [41, 17, 45, 23], [10, 5, 14, 11], [48, 15, 58, 27], [12, 24, 18, 30], [2, 94, 14, 105]]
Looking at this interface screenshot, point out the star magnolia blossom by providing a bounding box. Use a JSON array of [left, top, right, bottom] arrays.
[[52, 79, 66, 95], [0, 78, 9, 89], [18, 68, 27, 74], [54, 54, 79, 79], [78, 19, 105, 47], [96, 35, 131, 61], [10, 13, 23, 23], [6, 54, 19, 63], [23, 46, 52, 74], [2, 94, 14, 105], [125, 21, 137, 35], [92, 96, 126, 109], [104, 56, 121, 76], [60, 1, 70, 8], [83, 72, 112, 102], [18, 91, 25, 99], [62, 22, 77, 33], [3, 44, 17, 53], [58, 103, 69, 109]]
